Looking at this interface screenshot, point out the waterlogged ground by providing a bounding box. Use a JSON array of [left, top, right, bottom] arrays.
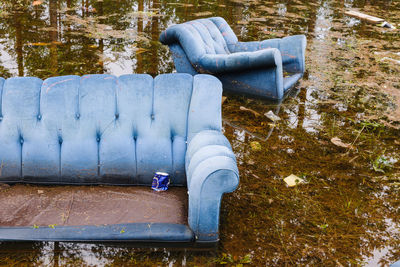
[[0, 0, 400, 266]]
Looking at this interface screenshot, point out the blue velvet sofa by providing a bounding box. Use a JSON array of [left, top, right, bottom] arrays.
[[0, 73, 239, 244], [159, 17, 306, 100]]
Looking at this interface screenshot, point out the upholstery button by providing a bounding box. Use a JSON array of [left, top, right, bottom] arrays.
[[96, 137, 100, 142], [151, 114, 154, 120], [37, 114, 42, 120], [0, 116, 2, 121], [75, 114, 80, 119], [115, 114, 119, 119], [20, 138, 24, 144]]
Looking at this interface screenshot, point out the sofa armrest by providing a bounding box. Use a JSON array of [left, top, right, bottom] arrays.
[[160, 24, 208, 66], [197, 48, 282, 74], [185, 130, 239, 242], [232, 35, 307, 74]]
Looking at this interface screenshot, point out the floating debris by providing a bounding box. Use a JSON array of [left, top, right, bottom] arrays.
[[344, 10, 384, 24], [33, 0, 43, 6], [283, 174, 304, 187], [380, 57, 400, 65], [250, 141, 262, 151], [193, 11, 213, 17], [240, 106, 260, 117], [330, 137, 354, 149], [380, 22, 396, 29], [167, 3, 194, 7], [221, 96, 227, 105], [264, 110, 281, 122], [136, 48, 149, 54], [26, 42, 62, 46], [0, 183, 10, 191], [345, 10, 396, 29]]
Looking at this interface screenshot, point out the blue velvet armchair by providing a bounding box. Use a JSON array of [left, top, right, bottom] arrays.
[[160, 17, 306, 100], [0, 73, 239, 244]]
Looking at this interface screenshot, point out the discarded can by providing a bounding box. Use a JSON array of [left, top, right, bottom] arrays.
[[152, 172, 170, 191]]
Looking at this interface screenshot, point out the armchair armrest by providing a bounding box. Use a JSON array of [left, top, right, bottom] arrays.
[[232, 35, 307, 74], [197, 48, 282, 74], [185, 130, 239, 242]]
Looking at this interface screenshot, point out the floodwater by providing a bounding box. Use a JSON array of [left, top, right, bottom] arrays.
[[0, 0, 400, 266]]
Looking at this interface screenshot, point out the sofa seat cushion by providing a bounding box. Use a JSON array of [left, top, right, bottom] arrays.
[[0, 184, 188, 227]]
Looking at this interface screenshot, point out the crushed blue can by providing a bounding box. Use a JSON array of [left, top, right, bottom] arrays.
[[152, 172, 170, 191]]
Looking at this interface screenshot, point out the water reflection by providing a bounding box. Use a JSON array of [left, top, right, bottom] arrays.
[[0, 0, 249, 78], [0, 0, 399, 266]]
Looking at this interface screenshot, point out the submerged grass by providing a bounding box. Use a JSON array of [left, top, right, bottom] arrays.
[[0, 0, 399, 266]]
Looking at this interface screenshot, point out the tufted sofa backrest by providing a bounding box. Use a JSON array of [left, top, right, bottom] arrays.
[[0, 74, 222, 186], [160, 17, 238, 65]]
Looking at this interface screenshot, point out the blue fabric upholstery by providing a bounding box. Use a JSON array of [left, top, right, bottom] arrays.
[[185, 130, 239, 241], [0, 223, 195, 242], [0, 73, 239, 243], [159, 17, 306, 100]]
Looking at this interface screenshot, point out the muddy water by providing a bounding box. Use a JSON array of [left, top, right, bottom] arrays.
[[0, 0, 400, 266]]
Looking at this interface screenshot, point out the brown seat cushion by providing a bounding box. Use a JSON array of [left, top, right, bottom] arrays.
[[0, 184, 188, 227]]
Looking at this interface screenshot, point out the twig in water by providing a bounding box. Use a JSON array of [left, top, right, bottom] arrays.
[[347, 125, 365, 153], [222, 119, 274, 142]]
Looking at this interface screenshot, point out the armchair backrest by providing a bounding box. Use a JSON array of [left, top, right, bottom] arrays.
[[0, 74, 222, 186], [160, 17, 238, 64]]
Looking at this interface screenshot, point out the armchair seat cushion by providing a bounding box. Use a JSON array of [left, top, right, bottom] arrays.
[[198, 48, 282, 74]]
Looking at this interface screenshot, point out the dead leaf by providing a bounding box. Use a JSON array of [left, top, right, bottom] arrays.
[[135, 48, 149, 54], [240, 106, 260, 116], [284, 174, 304, 187], [38, 190, 44, 194], [26, 42, 51, 46], [237, 20, 249, 25], [33, 0, 43, 6], [221, 96, 227, 105], [167, 3, 194, 7], [193, 11, 213, 17], [249, 17, 267, 22], [264, 110, 281, 122], [247, 159, 255, 165], [331, 137, 354, 149], [0, 183, 10, 191], [250, 141, 262, 151]]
